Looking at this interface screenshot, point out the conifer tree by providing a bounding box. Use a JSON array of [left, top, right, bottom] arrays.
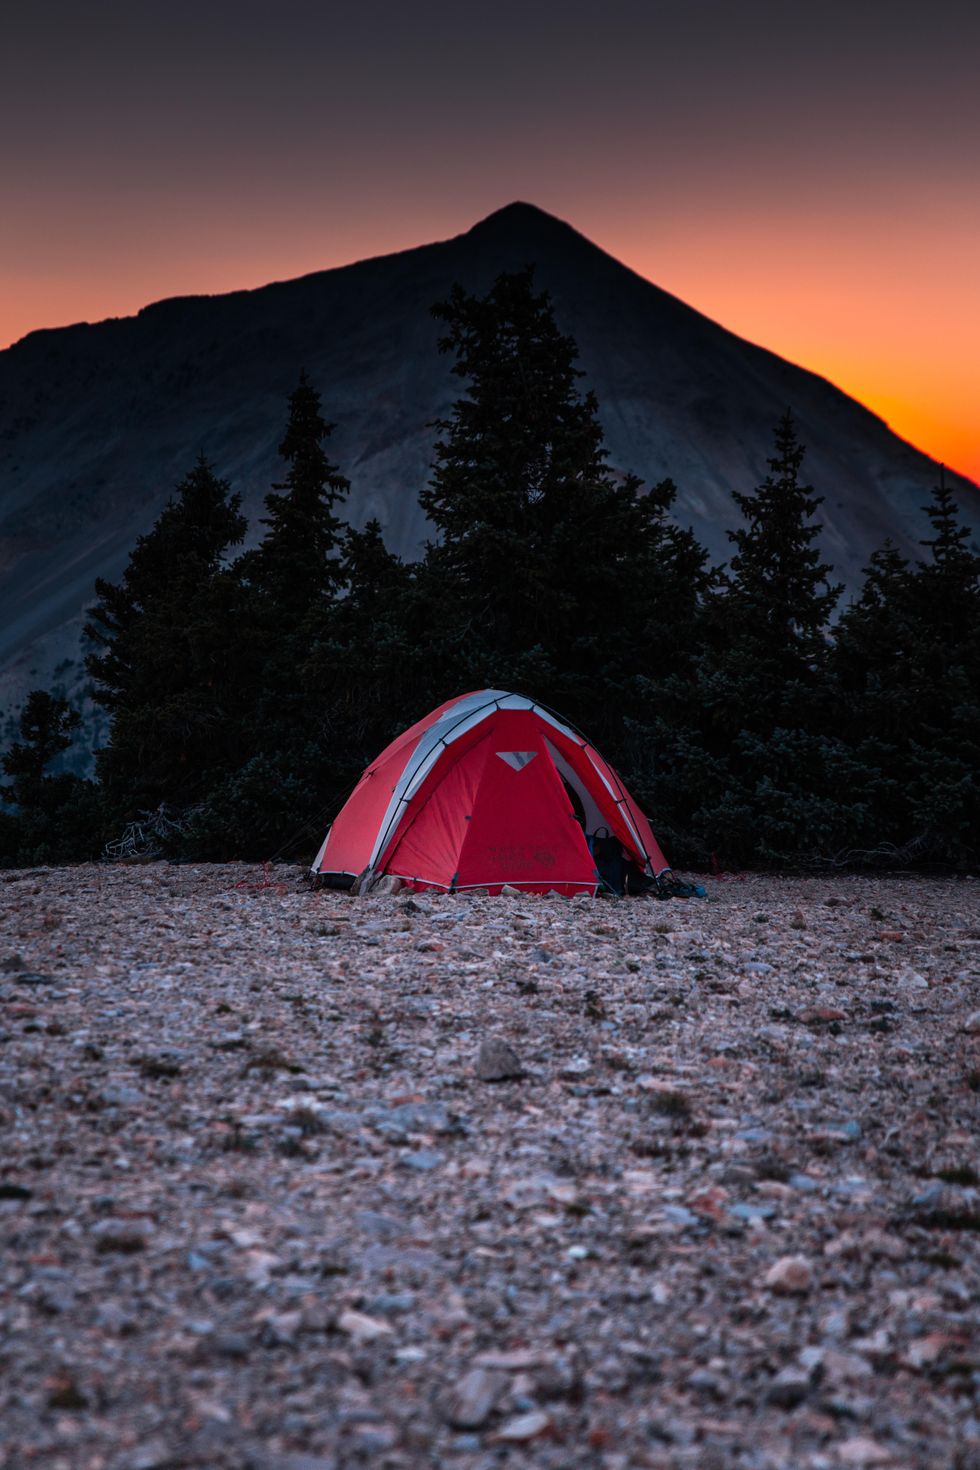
[[0, 692, 100, 865], [632, 413, 859, 866], [416, 267, 708, 747], [85, 456, 247, 813], [247, 371, 350, 619], [833, 476, 980, 863], [188, 378, 353, 858], [300, 519, 415, 773], [237, 373, 351, 748], [727, 410, 841, 695], [2, 691, 80, 791]]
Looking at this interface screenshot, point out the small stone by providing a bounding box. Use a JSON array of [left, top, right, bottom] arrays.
[[476, 1037, 523, 1081], [861, 1229, 908, 1261], [100, 1084, 145, 1106], [46, 1373, 88, 1409], [822, 1349, 873, 1385], [336, 1309, 394, 1342], [492, 1409, 552, 1442], [964, 1010, 980, 1034], [500, 884, 522, 897], [903, 1333, 950, 1369], [445, 1366, 506, 1428], [767, 1367, 810, 1407], [473, 1349, 548, 1370], [789, 1172, 819, 1193], [0, 1181, 32, 1201], [560, 1055, 590, 1077], [800, 1006, 847, 1023], [260, 1309, 302, 1346], [662, 1204, 699, 1227], [811, 1119, 862, 1146], [91, 1217, 153, 1253], [836, 1436, 895, 1466], [400, 1148, 443, 1171], [210, 1331, 250, 1360], [130, 1439, 176, 1470], [687, 1368, 725, 1397], [728, 1201, 776, 1222], [764, 1255, 813, 1294]]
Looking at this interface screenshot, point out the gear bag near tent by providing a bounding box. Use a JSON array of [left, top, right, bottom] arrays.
[[310, 690, 682, 897]]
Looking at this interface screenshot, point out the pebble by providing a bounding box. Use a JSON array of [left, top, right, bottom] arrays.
[[764, 1255, 814, 1294], [400, 1148, 443, 1171], [475, 1036, 524, 1081], [836, 1437, 895, 1466], [767, 1366, 810, 1407], [445, 1366, 505, 1428], [129, 1440, 175, 1470], [100, 1084, 145, 1106], [491, 1409, 552, 1442], [336, 1309, 394, 1342]]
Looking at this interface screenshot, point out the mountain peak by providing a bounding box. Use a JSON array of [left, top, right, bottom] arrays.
[[466, 200, 578, 239]]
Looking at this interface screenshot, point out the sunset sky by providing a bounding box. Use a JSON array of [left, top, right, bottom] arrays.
[[2, 0, 977, 482]]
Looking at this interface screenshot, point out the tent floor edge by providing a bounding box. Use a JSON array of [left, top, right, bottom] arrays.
[[311, 872, 357, 892]]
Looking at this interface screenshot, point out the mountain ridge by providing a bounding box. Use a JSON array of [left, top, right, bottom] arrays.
[[1, 201, 977, 755]]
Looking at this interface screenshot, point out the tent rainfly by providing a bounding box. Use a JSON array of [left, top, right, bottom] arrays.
[[310, 690, 672, 896]]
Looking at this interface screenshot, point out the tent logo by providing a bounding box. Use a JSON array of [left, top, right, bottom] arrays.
[[496, 751, 537, 771]]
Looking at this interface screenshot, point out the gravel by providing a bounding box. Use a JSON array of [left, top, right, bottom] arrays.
[[0, 862, 978, 1469]]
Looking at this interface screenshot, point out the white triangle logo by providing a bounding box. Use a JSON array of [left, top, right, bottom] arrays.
[[496, 751, 538, 771]]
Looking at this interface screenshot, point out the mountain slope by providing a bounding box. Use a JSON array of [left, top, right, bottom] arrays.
[[1, 201, 977, 747]]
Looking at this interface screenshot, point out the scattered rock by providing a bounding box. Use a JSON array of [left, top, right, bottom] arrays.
[[100, 1084, 145, 1107], [473, 1349, 549, 1370], [903, 1333, 952, 1369], [764, 1255, 814, 1294], [836, 1436, 895, 1466], [491, 1409, 552, 1442], [46, 1372, 88, 1409], [399, 1148, 443, 1171], [0, 1181, 33, 1201], [129, 1438, 177, 1470], [0, 865, 973, 1467], [767, 1366, 810, 1407], [445, 1366, 506, 1428], [475, 1036, 523, 1081], [799, 1006, 847, 1023], [91, 1217, 154, 1252], [336, 1309, 394, 1343], [209, 1331, 251, 1360], [260, 1309, 302, 1346]]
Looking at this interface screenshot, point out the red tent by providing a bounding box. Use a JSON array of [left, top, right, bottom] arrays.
[[311, 690, 670, 896]]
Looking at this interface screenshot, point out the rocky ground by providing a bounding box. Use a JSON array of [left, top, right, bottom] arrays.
[[1, 864, 979, 1470]]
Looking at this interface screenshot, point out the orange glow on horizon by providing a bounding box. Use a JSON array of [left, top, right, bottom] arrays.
[[1, 213, 977, 489]]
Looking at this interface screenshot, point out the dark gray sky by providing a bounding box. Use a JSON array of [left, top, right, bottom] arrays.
[[1, 0, 978, 474]]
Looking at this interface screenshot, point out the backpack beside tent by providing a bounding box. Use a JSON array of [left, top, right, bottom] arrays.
[[311, 690, 673, 897]]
